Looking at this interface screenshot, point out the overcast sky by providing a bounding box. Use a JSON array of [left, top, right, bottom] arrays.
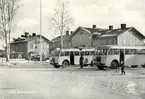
[[6, 0, 145, 42]]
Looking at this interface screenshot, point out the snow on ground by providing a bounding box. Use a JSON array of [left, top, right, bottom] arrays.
[[0, 58, 50, 68], [0, 66, 145, 99]]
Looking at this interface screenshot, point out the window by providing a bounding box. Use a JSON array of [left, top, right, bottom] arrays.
[[141, 49, 145, 54], [108, 49, 119, 55], [123, 40, 126, 45], [114, 49, 119, 54], [125, 49, 131, 54], [29, 43, 33, 49], [125, 49, 136, 55], [85, 51, 89, 55], [80, 51, 84, 55], [108, 49, 113, 55], [60, 51, 65, 56], [95, 49, 107, 55], [90, 51, 94, 55], [65, 51, 69, 56], [137, 49, 142, 55], [112, 39, 116, 45], [74, 51, 79, 56]]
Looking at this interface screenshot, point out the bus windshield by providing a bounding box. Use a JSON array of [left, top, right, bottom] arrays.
[[51, 50, 60, 56], [94, 49, 107, 55]]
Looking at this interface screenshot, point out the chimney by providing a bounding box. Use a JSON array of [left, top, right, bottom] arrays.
[[109, 25, 113, 30], [66, 31, 69, 36], [71, 31, 73, 34], [24, 32, 29, 37], [32, 33, 36, 37], [121, 24, 126, 29], [93, 25, 96, 28]]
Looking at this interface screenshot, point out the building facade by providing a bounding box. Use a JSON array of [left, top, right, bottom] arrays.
[[92, 24, 145, 47], [69, 25, 106, 48], [49, 31, 71, 55], [49, 24, 145, 55], [10, 32, 49, 59]]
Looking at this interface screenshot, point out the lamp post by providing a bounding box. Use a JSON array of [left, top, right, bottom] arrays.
[[39, 0, 42, 62]]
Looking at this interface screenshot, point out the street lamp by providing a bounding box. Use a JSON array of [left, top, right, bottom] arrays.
[[39, 0, 42, 62]]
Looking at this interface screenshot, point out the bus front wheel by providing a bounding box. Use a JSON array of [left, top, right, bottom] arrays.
[[62, 60, 69, 67], [111, 60, 119, 69]]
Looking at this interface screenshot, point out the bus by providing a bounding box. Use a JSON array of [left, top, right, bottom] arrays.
[[51, 48, 95, 68], [92, 45, 145, 70]]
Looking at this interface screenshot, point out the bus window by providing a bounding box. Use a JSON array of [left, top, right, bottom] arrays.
[[94, 51, 97, 55], [141, 49, 145, 55], [65, 51, 70, 56], [130, 49, 136, 54], [125, 49, 131, 54], [60, 51, 65, 56], [90, 51, 94, 55], [108, 49, 119, 55], [74, 51, 79, 56], [80, 51, 84, 55], [113, 49, 119, 55], [103, 49, 107, 55], [108, 49, 113, 55], [85, 51, 89, 56], [96, 49, 107, 55], [137, 49, 142, 55]]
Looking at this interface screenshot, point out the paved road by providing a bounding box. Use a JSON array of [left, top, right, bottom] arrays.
[[0, 67, 145, 99]]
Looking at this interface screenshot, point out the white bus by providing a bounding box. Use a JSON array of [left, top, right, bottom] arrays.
[[92, 45, 145, 69], [51, 48, 95, 68]]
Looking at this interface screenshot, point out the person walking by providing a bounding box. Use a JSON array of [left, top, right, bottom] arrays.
[[80, 53, 84, 68], [120, 50, 125, 75], [121, 60, 125, 75]]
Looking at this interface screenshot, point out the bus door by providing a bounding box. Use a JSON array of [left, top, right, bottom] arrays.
[[70, 51, 74, 65]]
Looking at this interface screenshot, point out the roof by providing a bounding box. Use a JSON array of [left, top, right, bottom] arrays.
[[11, 35, 49, 44], [93, 27, 145, 38], [69, 26, 107, 38], [94, 45, 145, 50], [83, 27, 107, 34], [99, 27, 131, 37], [50, 35, 69, 42]]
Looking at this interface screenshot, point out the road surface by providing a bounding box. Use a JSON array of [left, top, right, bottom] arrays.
[[0, 67, 145, 99]]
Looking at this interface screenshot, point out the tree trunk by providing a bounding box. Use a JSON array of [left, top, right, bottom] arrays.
[[61, 33, 63, 49], [5, 32, 9, 62]]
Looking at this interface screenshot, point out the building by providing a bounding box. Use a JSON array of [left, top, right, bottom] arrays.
[[92, 24, 145, 47], [49, 31, 71, 55], [69, 24, 145, 48], [69, 25, 107, 48], [10, 32, 49, 59], [49, 24, 145, 54]]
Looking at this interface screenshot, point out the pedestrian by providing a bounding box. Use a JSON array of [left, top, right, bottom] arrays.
[[120, 50, 125, 75], [80, 53, 84, 68], [121, 61, 125, 75]]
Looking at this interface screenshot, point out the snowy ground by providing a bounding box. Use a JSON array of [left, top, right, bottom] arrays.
[[0, 66, 145, 99], [0, 58, 50, 68]]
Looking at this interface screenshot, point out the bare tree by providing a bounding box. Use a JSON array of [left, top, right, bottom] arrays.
[[51, 0, 73, 49], [0, 0, 19, 62]]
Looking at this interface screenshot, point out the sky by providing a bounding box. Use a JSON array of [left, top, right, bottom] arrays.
[[1, 0, 145, 47]]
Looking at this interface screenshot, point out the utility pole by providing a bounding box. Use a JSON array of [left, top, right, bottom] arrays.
[[39, 0, 42, 62], [61, 31, 63, 49]]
